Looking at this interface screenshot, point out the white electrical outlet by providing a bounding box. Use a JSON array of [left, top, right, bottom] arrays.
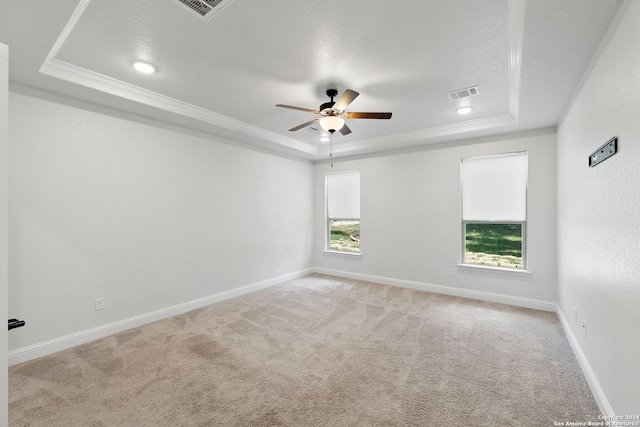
[[368, 259, 374, 267], [574, 307, 578, 322], [449, 267, 457, 277], [582, 320, 587, 338], [278, 260, 283, 268], [95, 298, 105, 311]]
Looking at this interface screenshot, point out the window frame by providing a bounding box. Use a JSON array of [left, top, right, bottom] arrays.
[[325, 170, 361, 255], [460, 152, 528, 271]]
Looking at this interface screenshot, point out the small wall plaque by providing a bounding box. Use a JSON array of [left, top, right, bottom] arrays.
[[589, 137, 617, 167]]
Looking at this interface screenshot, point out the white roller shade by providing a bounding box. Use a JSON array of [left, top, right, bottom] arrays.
[[461, 152, 527, 221], [327, 171, 360, 219]]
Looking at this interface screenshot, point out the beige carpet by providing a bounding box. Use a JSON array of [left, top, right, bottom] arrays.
[[9, 274, 599, 426]]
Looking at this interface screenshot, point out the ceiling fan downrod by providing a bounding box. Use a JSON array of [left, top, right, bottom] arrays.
[[320, 89, 338, 112]]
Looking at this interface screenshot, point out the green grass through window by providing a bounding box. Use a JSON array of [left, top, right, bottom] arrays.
[[465, 223, 522, 268], [330, 220, 360, 253]]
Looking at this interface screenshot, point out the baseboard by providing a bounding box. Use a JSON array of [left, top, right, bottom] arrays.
[[312, 267, 556, 312], [9, 266, 613, 417], [312, 269, 613, 411], [555, 305, 613, 416], [8, 268, 313, 366]]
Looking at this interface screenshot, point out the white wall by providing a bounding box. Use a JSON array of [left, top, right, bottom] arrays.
[[314, 129, 557, 305], [1, 42, 9, 427], [8, 85, 314, 353], [557, 0, 640, 415]]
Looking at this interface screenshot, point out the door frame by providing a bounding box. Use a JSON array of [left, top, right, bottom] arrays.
[[1, 41, 10, 427]]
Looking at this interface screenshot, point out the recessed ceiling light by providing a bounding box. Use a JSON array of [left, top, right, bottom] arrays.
[[457, 106, 472, 115], [320, 137, 330, 142], [132, 61, 156, 74]]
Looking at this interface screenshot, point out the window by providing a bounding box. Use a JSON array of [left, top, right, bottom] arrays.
[[326, 171, 360, 254], [461, 152, 527, 269]]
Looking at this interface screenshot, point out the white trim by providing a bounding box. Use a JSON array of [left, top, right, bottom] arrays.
[[318, 113, 517, 156], [559, 0, 633, 126], [457, 263, 531, 275], [40, 0, 525, 160], [40, 59, 317, 156], [460, 150, 528, 163], [324, 168, 361, 177], [39, 0, 317, 157], [325, 170, 361, 253], [322, 250, 362, 258], [508, 0, 526, 120], [312, 267, 555, 312], [42, 0, 92, 66], [8, 265, 611, 418], [555, 305, 613, 417], [319, 0, 524, 157], [8, 268, 312, 366], [460, 151, 529, 270], [1, 41, 10, 427]]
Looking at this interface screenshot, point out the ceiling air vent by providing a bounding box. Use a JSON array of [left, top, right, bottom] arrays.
[[447, 86, 479, 101], [170, 0, 235, 22]]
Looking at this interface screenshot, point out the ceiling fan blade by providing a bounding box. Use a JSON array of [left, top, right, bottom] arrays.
[[332, 89, 359, 111], [344, 112, 393, 119], [276, 104, 320, 114], [289, 118, 320, 132], [339, 123, 352, 135]]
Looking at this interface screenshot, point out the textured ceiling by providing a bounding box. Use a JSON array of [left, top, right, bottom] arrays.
[[0, 0, 625, 160]]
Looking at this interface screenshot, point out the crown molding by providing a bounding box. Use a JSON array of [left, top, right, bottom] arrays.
[[39, 0, 525, 160], [39, 0, 317, 156], [40, 58, 318, 156], [317, 113, 517, 156], [508, 0, 526, 120]]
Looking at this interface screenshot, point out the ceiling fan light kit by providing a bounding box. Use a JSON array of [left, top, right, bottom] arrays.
[[320, 116, 345, 133], [276, 88, 392, 137]]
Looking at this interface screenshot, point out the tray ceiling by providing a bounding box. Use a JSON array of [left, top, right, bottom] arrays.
[[0, 0, 625, 160]]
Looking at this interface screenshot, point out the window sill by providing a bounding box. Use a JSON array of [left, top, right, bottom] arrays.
[[457, 263, 531, 275], [323, 250, 362, 258]]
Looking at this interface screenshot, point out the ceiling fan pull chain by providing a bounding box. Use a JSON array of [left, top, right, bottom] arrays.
[[330, 136, 333, 167]]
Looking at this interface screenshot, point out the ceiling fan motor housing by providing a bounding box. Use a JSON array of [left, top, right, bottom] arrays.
[[320, 89, 339, 115], [319, 101, 336, 114]]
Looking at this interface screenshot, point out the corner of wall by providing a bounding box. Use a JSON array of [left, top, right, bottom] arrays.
[[555, 305, 613, 416]]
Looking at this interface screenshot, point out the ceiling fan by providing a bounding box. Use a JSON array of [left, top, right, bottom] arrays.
[[276, 89, 392, 135]]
